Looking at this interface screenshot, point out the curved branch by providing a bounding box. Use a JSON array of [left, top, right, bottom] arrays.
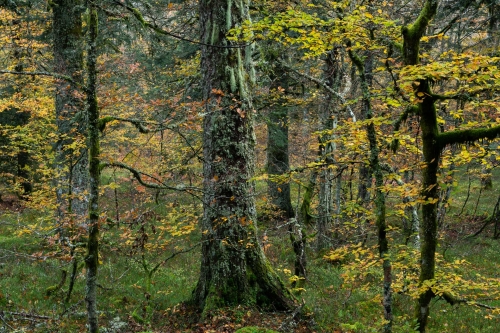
[[0, 70, 87, 91], [111, 0, 250, 49], [100, 161, 202, 193], [99, 116, 178, 133]]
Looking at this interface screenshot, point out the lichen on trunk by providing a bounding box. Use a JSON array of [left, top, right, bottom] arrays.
[[52, 0, 88, 230], [192, 0, 296, 314]]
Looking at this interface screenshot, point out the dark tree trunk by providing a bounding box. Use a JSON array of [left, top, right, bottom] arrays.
[[192, 0, 295, 313], [84, 4, 99, 333], [0, 18, 32, 196], [401, 2, 439, 331], [266, 61, 306, 284]]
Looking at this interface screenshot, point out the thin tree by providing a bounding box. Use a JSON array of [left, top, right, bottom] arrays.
[[401, 1, 500, 330], [84, 2, 100, 332]]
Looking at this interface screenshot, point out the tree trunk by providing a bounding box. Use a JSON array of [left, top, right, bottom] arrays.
[[85, 4, 99, 333], [401, 2, 439, 331], [53, 0, 88, 228], [192, 0, 295, 313], [317, 49, 341, 252]]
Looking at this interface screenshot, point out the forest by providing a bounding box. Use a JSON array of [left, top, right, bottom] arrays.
[[1, 0, 500, 332]]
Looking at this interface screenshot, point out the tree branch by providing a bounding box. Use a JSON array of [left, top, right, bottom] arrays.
[[390, 105, 419, 152], [440, 292, 497, 310], [98, 116, 178, 133], [0, 70, 86, 91], [111, 0, 250, 49], [429, 92, 473, 101], [151, 242, 204, 275], [281, 63, 356, 122], [100, 161, 202, 193], [437, 125, 500, 149]]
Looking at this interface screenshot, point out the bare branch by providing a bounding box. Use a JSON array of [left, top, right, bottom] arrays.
[[100, 161, 202, 193], [0, 70, 86, 91], [151, 242, 205, 275], [280, 63, 356, 122], [111, 0, 250, 49]]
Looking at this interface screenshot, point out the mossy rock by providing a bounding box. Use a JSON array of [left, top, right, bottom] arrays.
[[235, 327, 279, 333]]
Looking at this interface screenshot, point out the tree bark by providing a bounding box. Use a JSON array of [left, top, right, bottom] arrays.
[[53, 0, 88, 228], [317, 49, 341, 252], [84, 4, 99, 333], [401, 2, 439, 331], [0, 17, 32, 196], [192, 0, 295, 313]]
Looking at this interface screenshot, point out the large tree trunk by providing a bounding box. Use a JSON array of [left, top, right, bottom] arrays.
[[192, 0, 295, 313], [53, 0, 88, 228]]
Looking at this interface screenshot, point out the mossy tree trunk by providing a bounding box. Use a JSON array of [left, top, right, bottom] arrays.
[[53, 0, 88, 228], [401, 2, 440, 331], [84, 4, 99, 333], [402, 1, 500, 331], [192, 0, 295, 313]]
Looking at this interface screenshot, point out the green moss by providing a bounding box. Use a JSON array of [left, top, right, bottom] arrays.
[[437, 126, 500, 150]]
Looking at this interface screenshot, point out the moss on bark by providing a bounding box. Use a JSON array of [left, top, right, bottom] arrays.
[[193, 0, 296, 315]]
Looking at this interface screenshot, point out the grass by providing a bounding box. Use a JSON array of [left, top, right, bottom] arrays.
[[1, 165, 500, 332]]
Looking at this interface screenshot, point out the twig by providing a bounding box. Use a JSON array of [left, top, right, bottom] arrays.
[[2, 311, 50, 320], [0, 312, 14, 331], [0, 70, 86, 91], [96, 283, 112, 291], [101, 161, 203, 195], [281, 63, 356, 122], [151, 242, 205, 275], [458, 166, 472, 216], [278, 299, 305, 332], [60, 300, 84, 318], [111, 0, 250, 49]]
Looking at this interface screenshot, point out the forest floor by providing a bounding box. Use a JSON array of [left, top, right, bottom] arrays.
[[1, 171, 500, 332]]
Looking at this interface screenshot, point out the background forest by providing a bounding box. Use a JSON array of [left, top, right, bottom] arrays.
[[1, 0, 500, 332]]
